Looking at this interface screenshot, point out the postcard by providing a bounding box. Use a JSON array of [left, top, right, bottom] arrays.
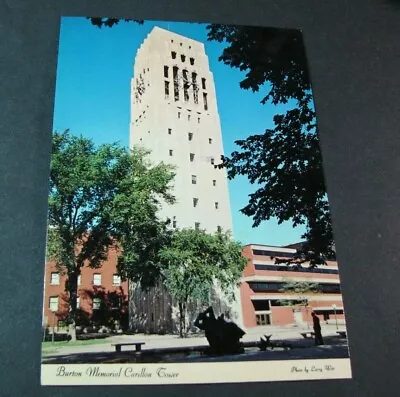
[[41, 16, 352, 385]]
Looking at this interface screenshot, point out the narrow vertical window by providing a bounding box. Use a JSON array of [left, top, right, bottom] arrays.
[[188, 132, 193, 141], [165, 81, 170, 97], [201, 77, 206, 89], [169, 149, 173, 156], [213, 179, 216, 186], [210, 157, 215, 165], [215, 202, 219, 209], [181, 54, 186, 62], [198, 117, 200, 123], [173, 66, 179, 101], [190, 153, 195, 162], [209, 138, 212, 144], [168, 128, 172, 135], [190, 57, 195, 65], [183, 70, 189, 102], [188, 114, 191, 121], [192, 72, 198, 104], [164, 65, 169, 78], [195, 222, 200, 230], [193, 198, 199, 207], [171, 51, 176, 59], [192, 175, 197, 184], [203, 93, 208, 111]]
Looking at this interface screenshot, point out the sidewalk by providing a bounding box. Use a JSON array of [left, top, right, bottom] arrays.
[[42, 323, 346, 357]]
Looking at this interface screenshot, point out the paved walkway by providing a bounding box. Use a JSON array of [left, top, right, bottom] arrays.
[[42, 324, 348, 364]]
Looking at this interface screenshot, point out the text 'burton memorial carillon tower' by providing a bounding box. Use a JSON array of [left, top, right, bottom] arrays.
[[130, 26, 233, 234]]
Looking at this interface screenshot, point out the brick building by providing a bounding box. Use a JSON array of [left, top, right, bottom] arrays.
[[42, 247, 129, 330], [240, 244, 345, 328]]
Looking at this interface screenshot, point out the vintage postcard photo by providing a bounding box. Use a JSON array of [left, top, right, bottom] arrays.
[[41, 16, 352, 385]]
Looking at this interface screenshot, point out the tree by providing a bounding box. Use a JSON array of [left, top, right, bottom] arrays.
[[158, 228, 247, 337], [206, 25, 334, 265], [279, 279, 321, 306], [47, 130, 175, 339], [279, 279, 321, 327]]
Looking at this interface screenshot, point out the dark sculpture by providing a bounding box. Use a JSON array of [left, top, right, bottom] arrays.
[[194, 307, 245, 355]]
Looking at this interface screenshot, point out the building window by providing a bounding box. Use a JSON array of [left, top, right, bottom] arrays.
[[195, 222, 200, 230], [198, 117, 200, 123], [77, 275, 81, 285], [192, 175, 197, 184], [171, 51, 176, 59], [190, 57, 195, 65], [76, 297, 80, 309], [50, 272, 60, 285], [173, 66, 179, 101], [178, 111, 181, 119], [93, 273, 102, 286], [183, 70, 189, 101], [169, 149, 173, 156], [213, 179, 216, 186], [190, 153, 195, 162], [217, 225, 222, 232], [210, 157, 215, 165], [192, 72, 198, 103], [113, 274, 121, 286], [215, 202, 219, 209], [49, 296, 59, 312], [193, 198, 199, 207], [93, 297, 101, 310], [180, 42, 183, 46], [202, 78, 206, 90], [203, 92, 208, 110], [165, 81, 170, 97], [209, 138, 212, 144], [188, 114, 191, 121], [188, 132, 193, 141], [172, 219, 177, 228], [181, 54, 186, 62], [164, 65, 169, 78], [168, 128, 172, 135]]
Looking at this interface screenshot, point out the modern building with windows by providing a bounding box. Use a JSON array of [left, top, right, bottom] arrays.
[[42, 247, 129, 331], [240, 244, 345, 328], [128, 27, 240, 333]]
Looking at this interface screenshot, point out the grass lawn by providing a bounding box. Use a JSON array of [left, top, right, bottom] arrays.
[[42, 338, 111, 348], [42, 338, 111, 355]]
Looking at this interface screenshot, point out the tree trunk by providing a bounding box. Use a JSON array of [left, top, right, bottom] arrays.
[[178, 301, 187, 338], [67, 270, 79, 341]]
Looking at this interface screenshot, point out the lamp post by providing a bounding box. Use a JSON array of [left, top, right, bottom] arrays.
[[332, 304, 338, 330]]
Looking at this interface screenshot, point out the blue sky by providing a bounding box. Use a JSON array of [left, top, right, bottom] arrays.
[[53, 17, 306, 246]]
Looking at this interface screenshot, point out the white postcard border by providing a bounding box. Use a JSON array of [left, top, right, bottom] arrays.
[[42, 358, 352, 385]]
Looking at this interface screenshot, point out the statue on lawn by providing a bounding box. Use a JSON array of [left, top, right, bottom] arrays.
[[194, 307, 245, 355]]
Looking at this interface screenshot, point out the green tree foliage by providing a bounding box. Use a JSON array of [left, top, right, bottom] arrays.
[[158, 228, 247, 337], [47, 130, 175, 339], [278, 279, 321, 306], [207, 25, 334, 264]]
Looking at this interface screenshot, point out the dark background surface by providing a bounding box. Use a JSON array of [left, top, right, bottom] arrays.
[[1, 0, 399, 395]]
